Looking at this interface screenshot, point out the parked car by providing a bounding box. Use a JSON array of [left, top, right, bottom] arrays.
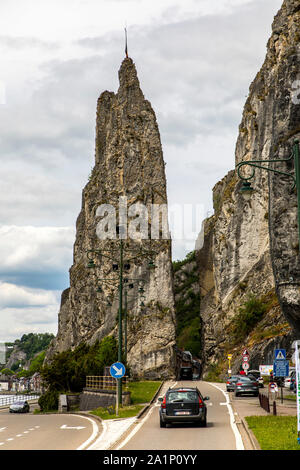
[[226, 375, 242, 392], [285, 370, 295, 388], [248, 374, 264, 388], [289, 371, 296, 392], [9, 400, 30, 413], [158, 387, 209, 428], [290, 379, 296, 393], [232, 376, 259, 397]]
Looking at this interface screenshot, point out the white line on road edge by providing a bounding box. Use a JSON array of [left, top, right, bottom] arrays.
[[73, 415, 100, 450], [207, 383, 244, 450]]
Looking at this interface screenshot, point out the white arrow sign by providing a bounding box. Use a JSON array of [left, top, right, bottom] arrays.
[[60, 424, 85, 430], [112, 365, 124, 376]]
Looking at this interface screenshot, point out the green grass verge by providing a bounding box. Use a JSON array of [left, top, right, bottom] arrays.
[[245, 416, 300, 450], [90, 404, 145, 420], [90, 381, 162, 420], [128, 381, 162, 405]]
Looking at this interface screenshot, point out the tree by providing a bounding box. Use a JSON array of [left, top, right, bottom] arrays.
[[40, 336, 118, 393]]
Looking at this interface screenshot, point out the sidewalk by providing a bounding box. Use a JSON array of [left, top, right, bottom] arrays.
[[230, 391, 297, 450]]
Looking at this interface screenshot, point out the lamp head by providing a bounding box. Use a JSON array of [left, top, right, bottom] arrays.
[[148, 260, 156, 269], [240, 181, 254, 201]]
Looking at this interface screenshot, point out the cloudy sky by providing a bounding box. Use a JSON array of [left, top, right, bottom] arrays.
[[0, 0, 283, 343]]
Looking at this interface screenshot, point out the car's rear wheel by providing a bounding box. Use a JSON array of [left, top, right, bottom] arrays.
[[160, 418, 166, 428]]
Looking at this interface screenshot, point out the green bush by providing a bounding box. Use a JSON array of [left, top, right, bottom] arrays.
[[38, 390, 59, 412], [40, 336, 118, 393], [232, 294, 268, 343]]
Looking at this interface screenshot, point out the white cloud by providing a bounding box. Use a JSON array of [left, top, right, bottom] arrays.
[[0, 226, 75, 289], [0, 282, 59, 308]]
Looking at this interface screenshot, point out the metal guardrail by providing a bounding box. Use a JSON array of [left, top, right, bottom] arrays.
[[0, 394, 39, 407], [86, 376, 129, 391]]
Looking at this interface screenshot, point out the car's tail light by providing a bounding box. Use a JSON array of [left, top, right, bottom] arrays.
[[226, 381, 230, 384], [161, 396, 166, 409], [236, 382, 242, 386], [199, 398, 204, 408]]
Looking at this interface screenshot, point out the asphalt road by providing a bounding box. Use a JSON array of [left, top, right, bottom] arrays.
[[118, 380, 242, 451], [0, 405, 98, 450]]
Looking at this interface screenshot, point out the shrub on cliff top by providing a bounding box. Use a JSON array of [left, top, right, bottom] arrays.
[[232, 294, 268, 343]]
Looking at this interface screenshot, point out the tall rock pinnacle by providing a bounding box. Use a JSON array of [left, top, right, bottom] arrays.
[[48, 57, 176, 379]]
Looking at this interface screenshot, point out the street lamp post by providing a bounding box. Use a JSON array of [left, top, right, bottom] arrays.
[[87, 237, 156, 406], [236, 139, 300, 251]]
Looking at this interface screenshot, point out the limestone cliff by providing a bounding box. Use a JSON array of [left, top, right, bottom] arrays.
[[47, 58, 176, 379], [198, 0, 299, 375]]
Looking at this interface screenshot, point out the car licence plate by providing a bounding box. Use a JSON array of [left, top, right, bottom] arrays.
[[175, 411, 191, 416]]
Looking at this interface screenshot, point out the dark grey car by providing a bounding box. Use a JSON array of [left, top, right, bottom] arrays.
[[233, 376, 259, 397], [159, 387, 209, 428], [226, 375, 242, 392]]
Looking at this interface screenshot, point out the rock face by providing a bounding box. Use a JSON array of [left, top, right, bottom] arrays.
[[198, 0, 299, 374], [47, 57, 176, 379]]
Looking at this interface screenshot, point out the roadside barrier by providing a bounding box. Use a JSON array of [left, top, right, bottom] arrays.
[[258, 393, 277, 415], [0, 394, 39, 407], [259, 393, 270, 413]]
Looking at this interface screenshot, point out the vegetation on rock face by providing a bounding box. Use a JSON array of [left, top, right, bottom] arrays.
[[173, 251, 202, 357], [231, 294, 268, 344], [6, 333, 55, 364]]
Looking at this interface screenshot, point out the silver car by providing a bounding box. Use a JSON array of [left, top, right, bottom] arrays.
[[9, 400, 30, 413]]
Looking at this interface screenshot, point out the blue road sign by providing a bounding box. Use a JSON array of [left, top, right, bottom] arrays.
[[273, 360, 289, 377], [110, 362, 126, 379], [274, 349, 286, 360]]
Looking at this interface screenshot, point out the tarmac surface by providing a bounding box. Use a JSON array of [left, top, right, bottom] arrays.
[[91, 382, 298, 451]]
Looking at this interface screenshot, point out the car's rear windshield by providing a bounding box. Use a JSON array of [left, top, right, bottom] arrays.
[[167, 391, 198, 402], [12, 401, 25, 405]]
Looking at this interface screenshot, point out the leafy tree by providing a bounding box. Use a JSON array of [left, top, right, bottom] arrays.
[[0, 368, 14, 376], [40, 336, 118, 393], [28, 351, 46, 375]]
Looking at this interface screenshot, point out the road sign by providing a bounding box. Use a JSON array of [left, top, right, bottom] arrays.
[[273, 360, 289, 377], [242, 349, 249, 356], [227, 354, 232, 359], [275, 349, 286, 361], [110, 362, 126, 379], [242, 355, 250, 362], [242, 362, 249, 370]]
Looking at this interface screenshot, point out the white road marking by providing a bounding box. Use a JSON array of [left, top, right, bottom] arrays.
[[0, 427, 7, 432], [16, 434, 23, 437], [207, 383, 244, 450], [61, 424, 86, 430], [70, 414, 99, 450], [6, 438, 14, 441], [0, 442, 4, 446]]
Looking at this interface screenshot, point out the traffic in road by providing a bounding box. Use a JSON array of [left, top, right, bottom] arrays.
[[116, 380, 243, 451]]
